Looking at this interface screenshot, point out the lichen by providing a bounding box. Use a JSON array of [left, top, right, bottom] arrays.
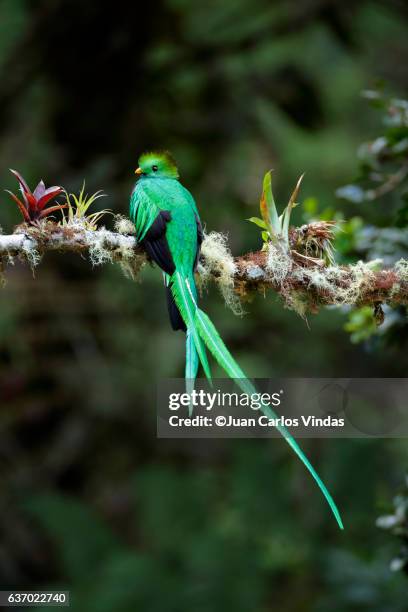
[[119, 252, 146, 281], [334, 261, 379, 304], [291, 259, 381, 308], [18, 235, 42, 269], [265, 243, 292, 285], [395, 258, 408, 282], [284, 290, 310, 318], [87, 225, 146, 281], [114, 215, 136, 235], [88, 228, 113, 266], [198, 231, 243, 315], [22, 246, 42, 268]]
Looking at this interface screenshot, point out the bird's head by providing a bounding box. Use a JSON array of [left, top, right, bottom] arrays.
[[135, 151, 179, 179]]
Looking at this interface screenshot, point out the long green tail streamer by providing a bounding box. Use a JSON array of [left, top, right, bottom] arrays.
[[194, 306, 343, 530], [172, 272, 344, 530]]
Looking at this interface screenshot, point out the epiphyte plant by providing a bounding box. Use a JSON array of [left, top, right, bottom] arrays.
[[248, 170, 304, 249], [5, 169, 66, 224], [248, 170, 336, 265], [62, 182, 110, 230]]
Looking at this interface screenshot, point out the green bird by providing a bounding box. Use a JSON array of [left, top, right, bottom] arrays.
[[130, 151, 343, 530]]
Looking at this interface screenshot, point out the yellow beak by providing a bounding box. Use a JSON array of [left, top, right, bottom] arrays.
[[135, 167, 143, 175]]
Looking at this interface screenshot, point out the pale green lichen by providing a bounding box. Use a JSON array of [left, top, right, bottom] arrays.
[[89, 226, 145, 280], [113, 219, 145, 280], [284, 290, 310, 318], [390, 282, 401, 300], [20, 238, 41, 269], [293, 266, 334, 295], [88, 228, 113, 266], [119, 251, 146, 281], [392, 259, 408, 303], [12, 228, 42, 269], [292, 260, 381, 306], [198, 231, 243, 315], [263, 244, 312, 315], [265, 243, 292, 285], [395, 258, 408, 281], [114, 215, 136, 235], [333, 260, 380, 304]]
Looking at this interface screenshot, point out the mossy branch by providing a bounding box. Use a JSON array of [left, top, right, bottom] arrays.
[[1, 221, 408, 316], [234, 249, 408, 312]]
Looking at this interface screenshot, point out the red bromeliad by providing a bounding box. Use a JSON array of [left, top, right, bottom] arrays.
[[5, 169, 66, 223]]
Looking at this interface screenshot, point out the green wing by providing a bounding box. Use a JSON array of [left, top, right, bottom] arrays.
[[129, 184, 161, 242]]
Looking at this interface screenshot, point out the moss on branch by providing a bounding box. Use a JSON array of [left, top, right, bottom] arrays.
[[0, 221, 407, 317]]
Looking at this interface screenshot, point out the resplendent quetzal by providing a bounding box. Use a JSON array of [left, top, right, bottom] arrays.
[[130, 151, 343, 530]]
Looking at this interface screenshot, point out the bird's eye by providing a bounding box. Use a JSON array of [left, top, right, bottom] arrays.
[[152, 165, 158, 172]]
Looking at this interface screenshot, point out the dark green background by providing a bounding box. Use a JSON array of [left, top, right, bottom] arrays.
[[0, 1, 407, 610]]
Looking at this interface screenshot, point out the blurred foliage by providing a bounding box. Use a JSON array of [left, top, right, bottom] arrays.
[[336, 91, 408, 211], [331, 92, 408, 344], [377, 475, 408, 576], [344, 306, 378, 344], [0, 1, 408, 611]]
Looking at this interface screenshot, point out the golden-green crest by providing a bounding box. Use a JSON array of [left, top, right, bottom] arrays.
[[135, 151, 179, 179]]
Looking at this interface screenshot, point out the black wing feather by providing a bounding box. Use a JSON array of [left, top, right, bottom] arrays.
[[141, 210, 185, 331], [140, 210, 175, 275], [141, 209, 202, 333]]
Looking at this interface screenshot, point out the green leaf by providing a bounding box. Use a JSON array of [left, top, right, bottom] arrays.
[[260, 170, 280, 235], [247, 216, 268, 229], [282, 174, 304, 245], [261, 231, 269, 242]]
